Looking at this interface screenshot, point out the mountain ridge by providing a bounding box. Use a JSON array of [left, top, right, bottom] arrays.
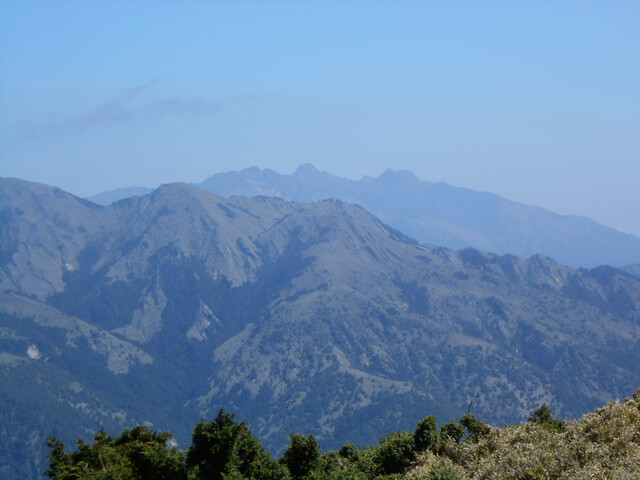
[[2, 177, 640, 479], [197, 164, 640, 269], [84, 165, 640, 268]]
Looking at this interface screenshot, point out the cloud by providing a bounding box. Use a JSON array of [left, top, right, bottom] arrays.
[[141, 98, 223, 118], [16, 78, 230, 140]]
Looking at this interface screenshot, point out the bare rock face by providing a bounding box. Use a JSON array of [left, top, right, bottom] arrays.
[[2, 177, 640, 479]]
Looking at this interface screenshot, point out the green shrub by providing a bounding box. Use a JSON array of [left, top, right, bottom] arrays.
[[373, 430, 416, 475], [527, 404, 565, 432], [428, 466, 463, 480], [338, 443, 359, 461], [283, 433, 322, 480], [415, 415, 440, 451], [439, 421, 464, 443], [460, 413, 490, 442]]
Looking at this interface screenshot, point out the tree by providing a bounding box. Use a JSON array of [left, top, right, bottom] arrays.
[[45, 437, 77, 480], [439, 421, 465, 443], [415, 415, 440, 451], [527, 404, 564, 432], [460, 413, 490, 442], [337, 443, 359, 462], [187, 409, 279, 480], [282, 433, 321, 480], [115, 426, 187, 480], [373, 431, 416, 476], [45, 427, 186, 480]]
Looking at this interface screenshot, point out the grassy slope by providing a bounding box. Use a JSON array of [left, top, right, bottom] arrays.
[[408, 390, 640, 479]]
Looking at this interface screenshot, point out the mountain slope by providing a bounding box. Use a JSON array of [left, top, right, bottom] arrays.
[[2, 177, 640, 479], [195, 164, 640, 269], [624, 263, 640, 279]]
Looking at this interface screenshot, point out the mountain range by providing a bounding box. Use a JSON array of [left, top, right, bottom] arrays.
[[88, 164, 640, 269], [2, 177, 640, 479]]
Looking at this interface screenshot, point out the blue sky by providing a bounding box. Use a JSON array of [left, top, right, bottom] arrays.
[[1, 1, 639, 236]]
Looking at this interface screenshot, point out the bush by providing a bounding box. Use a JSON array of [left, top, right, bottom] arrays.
[[374, 430, 416, 475], [415, 415, 440, 451], [527, 404, 564, 432], [45, 426, 187, 480], [441, 394, 640, 479], [373, 474, 405, 480], [428, 466, 464, 480], [283, 433, 322, 480], [460, 413, 490, 442], [338, 443, 359, 461], [187, 409, 277, 480], [440, 421, 465, 443]]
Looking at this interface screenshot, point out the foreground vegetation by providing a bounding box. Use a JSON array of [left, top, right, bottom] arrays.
[[46, 390, 640, 479]]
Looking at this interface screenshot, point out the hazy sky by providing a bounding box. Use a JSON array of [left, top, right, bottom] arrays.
[[1, 1, 639, 236]]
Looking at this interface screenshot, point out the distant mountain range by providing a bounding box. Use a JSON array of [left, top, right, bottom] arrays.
[[87, 186, 154, 206], [87, 164, 640, 269], [3, 177, 640, 479]]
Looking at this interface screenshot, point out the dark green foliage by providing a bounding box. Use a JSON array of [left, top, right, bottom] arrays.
[[415, 415, 440, 451], [42, 387, 640, 480], [187, 409, 279, 480], [282, 433, 322, 480], [44, 438, 72, 480], [527, 404, 565, 432], [337, 443, 359, 462], [372, 431, 416, 476], [307, 450, 368, 480], [428, 466, 463, 480], [439, 421, 465, 443], [45, 426, 186, 480], [460, 413, 490, 442], [115, 426, 187, 480]]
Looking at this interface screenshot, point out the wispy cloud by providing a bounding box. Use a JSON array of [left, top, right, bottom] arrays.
[[15, 78, 234, 140], [69, 77, 162, 129], [141, 97, 223, 117]]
